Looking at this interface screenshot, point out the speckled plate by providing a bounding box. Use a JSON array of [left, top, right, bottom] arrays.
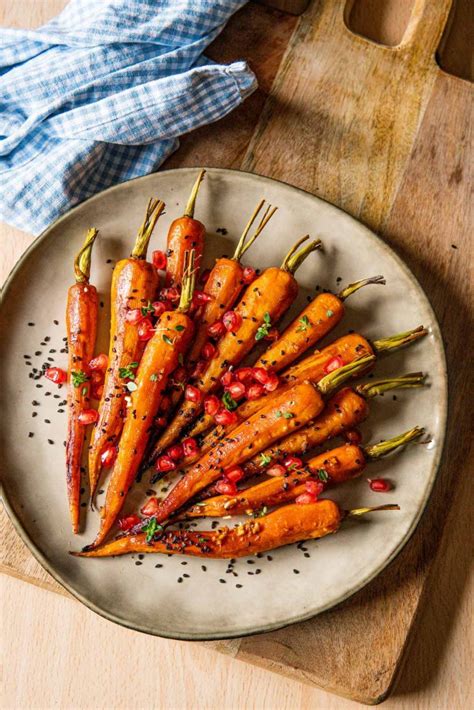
[[0, 168, 447, 640]]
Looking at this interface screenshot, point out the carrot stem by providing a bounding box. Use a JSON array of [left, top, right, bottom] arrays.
[[317, 354, 375, 396], [338, 275, 386, 301], [131, 199, 166, 259], [74, 228, 99, 283], [372, 326, 428, 354], [346, 504, 400, 518], [178, 250, 196, 313], [184, 170, 206, 218], [364, 426, 425, 460], [356, 372, 426, 399], [281, 236, 322, 274], [233, 200, 277, 261]]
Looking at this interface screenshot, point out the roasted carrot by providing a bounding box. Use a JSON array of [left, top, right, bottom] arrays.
[[88, 200, 164, 498], [90, 253, 196, 548], [193, 326, 427, 461], [166, 170, 206, 287], [65, 229, 99, 533], [184, 426, 424, 518], [75, 502, 399, 559], [144, 356, 373, 527], [147, 236, 322, 463]]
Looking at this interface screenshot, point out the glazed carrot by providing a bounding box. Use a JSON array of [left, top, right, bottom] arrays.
[[148, 236, 322, 462], [91, 253, 196, 548], [166, 170, 206, 287], [194, 327, 427, 461], [66, 229, 99, 533], [75, 501, 399, 559], [184, 426, 424, 518], [145, 357, 374, 526], [88, 200, 164, 498]]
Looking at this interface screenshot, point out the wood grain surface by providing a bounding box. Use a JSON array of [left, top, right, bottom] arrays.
[[1, 0, 473, 707]]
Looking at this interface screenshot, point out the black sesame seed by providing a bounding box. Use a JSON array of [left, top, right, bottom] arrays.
[[155, 564, 163, 568], [236, 584, 243, 588], [48, 439, 54, 445], [293, 569, 300, 574], [201, 565, 207, 572], [135, 561, 143, 566], [177, 577, 183, 583], [28, 432, 34, 438], [219, 579, 226, 584], [28, 322, 35, 327]]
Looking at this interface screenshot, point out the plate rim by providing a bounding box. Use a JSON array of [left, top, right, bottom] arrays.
[[0, 166, 448, 641]]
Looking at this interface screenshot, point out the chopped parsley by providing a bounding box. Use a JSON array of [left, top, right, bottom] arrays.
[[81, 386, 88, 396], [141, 516, 163, 543], [283, 412, 294, 419], [141, 301, 154, 317], [253, 506, 268, 518], [296, 315, 311, 332], [175, 324, 185, 332], [317, 468, 329, 483], [222, 391, 238, 411], [326, 309, 334, 318], [71, 370, 88, 388], [150, 373, 159, 382], [255, 312, 272, 341], [259, 453, 272, 467], [162, 334, 173, 345], [118, 362, 138, 380]]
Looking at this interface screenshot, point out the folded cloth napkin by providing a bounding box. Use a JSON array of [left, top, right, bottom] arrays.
[[0, 0, 256, 234]]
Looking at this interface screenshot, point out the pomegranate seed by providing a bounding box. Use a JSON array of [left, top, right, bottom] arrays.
[[264, 328, 279, 342], [201, 341, 216, 359], [155, 416, 167, 428], [266, 464, 286, 477], [283, 456, 303, 470], [264, 373, 280, 392], [159, 396, 170, 412], [252, 367, 269, 385], [118, 514, 142, 531], [225, 466, 245, 483], [296, 492, 317, 505], [138, 318, 155, 341], [215, 479, 238, 496], [182, 437, 199, 457], [214, 408, 238, 426], [91, 384, 103, 400], [140, 497, 160, 516], [235, 367, 254, 382], [222, 310, 242, 332], [160, 287, 180, 303], [345, 428, 362, 445], [207, 320, 226, 339], [200, 268, 211, 284], [89, 353, 108, 371], [152, 300, 171, 318], [78, 408, 99, 425], [167, 444, 184, 461], [204, 395, 220, 416], [220, 370, 234, 387], [125, 308, 144, 324], [227, 381, 246, 399], [324, 355, 344, 375], [246, 383, 265, 400], [194, 290, 213, 304], [44, 367, 67, 385], [90, 370, 104, 387], [185, 385, 202, 403], [152, 250, 167, 270], [100, 444, 117, 468], [368, 478, 393, 492], [191, 360, 207, 378], [156, 455, 176, 473], [305, 479, 324, 496], [242, 266, 257, 284]]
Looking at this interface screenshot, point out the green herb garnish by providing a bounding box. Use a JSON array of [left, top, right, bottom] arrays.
[[326, 309, 334, 318], [118, 362, 138, 380], [259, 453, 272, 467], [222, 391, 238, 411], [283, 412, 294, 419], [317, 469, 329, 483], [162, 334, 173, 345], [255, 312, 272, 341], [296, 315, 311, 332], [175, 324, 185, 332], [253, 506, 268, 518], [71, 370, 88, 388], [141, 301, 154, 317], [150, 373, 159, 382], [141, 516, 163, 543], [81, 386, 88, 396]]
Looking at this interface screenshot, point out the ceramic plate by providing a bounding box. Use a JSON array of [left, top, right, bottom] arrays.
[[0, 168, 447, 640]]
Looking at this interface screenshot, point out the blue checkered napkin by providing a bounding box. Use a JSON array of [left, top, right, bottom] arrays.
[[0, 0, 256, 234]]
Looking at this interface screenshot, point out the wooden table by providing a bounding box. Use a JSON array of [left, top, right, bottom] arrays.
[[2, 1, 473, 707]]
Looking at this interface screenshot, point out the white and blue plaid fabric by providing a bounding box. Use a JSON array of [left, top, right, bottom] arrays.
[[0, 0, 256, 234]]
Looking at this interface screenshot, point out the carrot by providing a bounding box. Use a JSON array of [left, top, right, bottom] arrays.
[[193, 326, 427, 461], [147, 236, 322, 463], [75, 502, 399, 559], [184, 426, 424, 518], [143, 356, 374, 527], [65, 229, 99, 533], [90, 253, 197, 548], [88, 200, 164, 498], [166, 170, 206, 287]]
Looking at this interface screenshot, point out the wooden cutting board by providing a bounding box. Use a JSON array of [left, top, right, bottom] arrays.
[[1, 0, 472, 704]]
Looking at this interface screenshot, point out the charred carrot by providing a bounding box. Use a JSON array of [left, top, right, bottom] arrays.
[[166, 170, 206, 287], [66, 229, 99, 533], [194, 327, 427, 461], [148, 236, 322, 463], [184, 426, 424, 518], [88, 200, 164, 498], [75, 502, 399, 559], [90, 253, 197, 547]]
